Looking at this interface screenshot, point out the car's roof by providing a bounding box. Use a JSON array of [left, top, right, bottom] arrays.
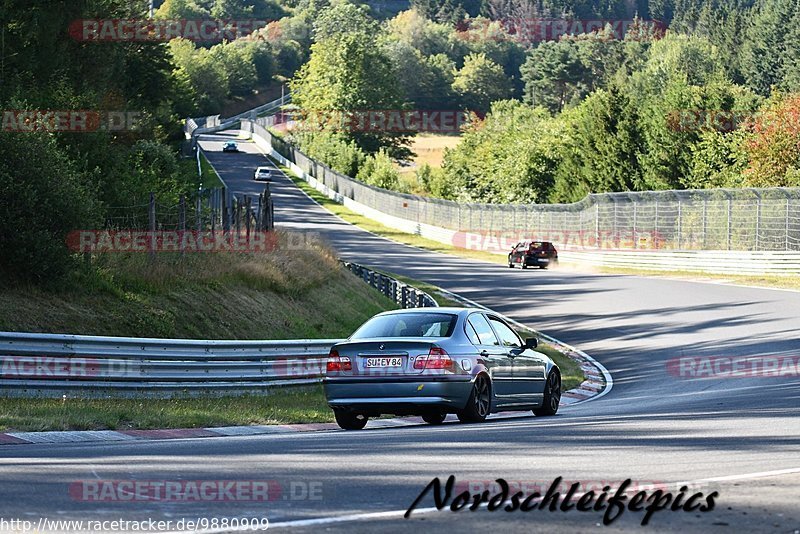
[[256, 166, 271, 171], [373, 307, 484, 316]]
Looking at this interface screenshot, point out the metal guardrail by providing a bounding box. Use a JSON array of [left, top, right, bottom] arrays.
[[343, 262, 438, 308], [187, 95, 292, 139], [0, 332, 340, 397], [0, 265, 436, 397]]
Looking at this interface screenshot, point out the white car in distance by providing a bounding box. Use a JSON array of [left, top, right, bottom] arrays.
[[254, 166, 273, 181]]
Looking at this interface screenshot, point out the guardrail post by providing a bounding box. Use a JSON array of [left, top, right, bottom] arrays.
[[417, 293, 425, 307], [401, 285, 408, 308], [391, 280, 398, 305], [677, 199, 682, 250]]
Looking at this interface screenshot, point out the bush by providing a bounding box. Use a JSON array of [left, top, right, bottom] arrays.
[[298, 133, 367, 177], [0, 133, 99, 283], [356, 150, 400, 189], [416, 163, 455, 198]]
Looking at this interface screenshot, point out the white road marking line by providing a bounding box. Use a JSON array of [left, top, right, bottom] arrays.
[[673, 466, 800, 486], [265, 467, 800, 529], [268, 506, 440, 529]]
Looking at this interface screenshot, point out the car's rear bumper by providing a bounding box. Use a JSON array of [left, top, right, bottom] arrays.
[[524, 256, 555, 265], [323, 376, 473, 414]]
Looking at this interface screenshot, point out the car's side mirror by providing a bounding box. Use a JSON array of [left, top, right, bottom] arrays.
[[524, 337, 538, 349]]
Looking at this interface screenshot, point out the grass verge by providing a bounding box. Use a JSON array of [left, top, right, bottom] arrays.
[[0, 387, 330, 432], [0, 232, 395, 339], [199, 150, 225, 189]]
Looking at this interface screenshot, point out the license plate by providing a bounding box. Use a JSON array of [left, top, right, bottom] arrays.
[[364, 357, 403, 368]]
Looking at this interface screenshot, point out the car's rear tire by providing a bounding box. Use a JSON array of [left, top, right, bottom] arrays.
[[521, 262, 528, 269], [457, 374, 491, 423], [422, 411, 447, 425], [508, 259, 514, 268], [533, 369, 561, 416], [539, 265, 547, 269], [334, 411, 368, 430]]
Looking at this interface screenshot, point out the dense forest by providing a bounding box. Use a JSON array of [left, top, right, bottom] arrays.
[[282, 0, 800, 204], [2, 0, 799, 282]]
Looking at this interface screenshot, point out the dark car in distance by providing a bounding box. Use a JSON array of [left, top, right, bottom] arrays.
[[323, 308, 562, 430], [222, 141, 239, 152], [508, 241, 558, 269]]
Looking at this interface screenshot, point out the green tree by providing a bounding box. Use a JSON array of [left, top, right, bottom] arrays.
[[442, 100, 562, 203], [740, 0, 800, 96], [521, 40, 589, 113], [155, 0, 210, 18], [0, 133, 99, 283], [452, 53, 511, 113], [356, 150, 402, 189], [552, 87, 642, 201], [208, 41, 259, 96], [290, 3, 408, 156]]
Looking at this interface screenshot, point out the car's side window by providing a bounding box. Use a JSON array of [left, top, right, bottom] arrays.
[[488, 317, 522, 348], [464, 322, 481, 345], [467, 314, 500, 346]]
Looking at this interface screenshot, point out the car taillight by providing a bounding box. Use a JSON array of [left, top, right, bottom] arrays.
[[326, 350, 352, 372], [414, 347, 454, 370]]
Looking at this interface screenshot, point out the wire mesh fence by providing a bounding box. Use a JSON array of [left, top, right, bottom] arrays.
[[254, 121, 800, 251], [85, 185, 276, 257]]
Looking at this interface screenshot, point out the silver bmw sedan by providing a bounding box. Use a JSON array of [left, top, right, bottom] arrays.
[[323, 307, 562, 430]]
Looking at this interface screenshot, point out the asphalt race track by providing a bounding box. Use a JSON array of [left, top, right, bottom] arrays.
[[1, 133, 798, 533]]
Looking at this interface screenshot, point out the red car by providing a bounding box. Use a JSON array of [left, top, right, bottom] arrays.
[[508, 241, 558, 269]]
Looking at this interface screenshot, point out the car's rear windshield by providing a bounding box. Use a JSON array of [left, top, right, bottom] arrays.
[[529, 242, 544, 250], [350, 313, 457, 339]]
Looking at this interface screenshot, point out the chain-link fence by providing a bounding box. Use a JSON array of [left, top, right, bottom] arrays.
[[253, 121, 800, 251]]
